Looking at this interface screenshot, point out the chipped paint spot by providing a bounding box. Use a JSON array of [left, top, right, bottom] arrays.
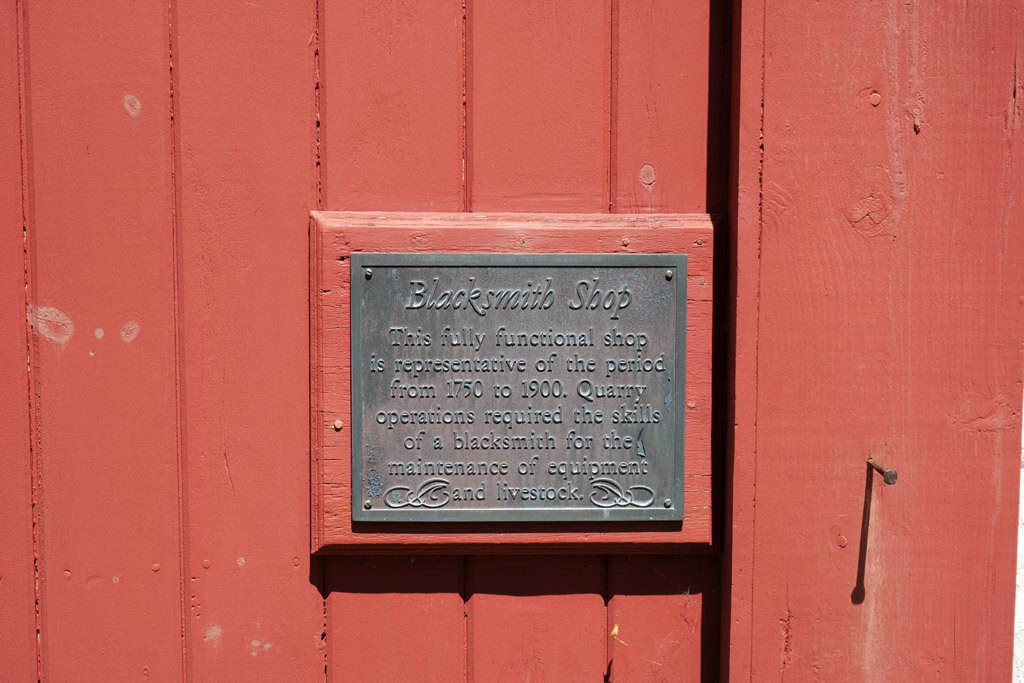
[[236, 557, 246, 567], [27, 305, 74, 344], [94, 328, 104, 339], [249, 639, 271, 656], [121, 320, 140, 342], [123, 94, 142, 117], [204, 625, 223, 647], [112, 575, 120, 584], [638, 163, 657, 187]]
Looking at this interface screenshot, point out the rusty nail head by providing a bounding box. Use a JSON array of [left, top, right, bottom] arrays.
[[867, 457, 898, 485], [333, 419, 344, 431]]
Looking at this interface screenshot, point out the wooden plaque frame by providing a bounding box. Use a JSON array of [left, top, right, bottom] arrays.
[[310, 211, 714, 553]]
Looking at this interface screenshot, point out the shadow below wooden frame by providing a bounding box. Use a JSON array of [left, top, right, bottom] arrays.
[[318, 554, 720, 682]]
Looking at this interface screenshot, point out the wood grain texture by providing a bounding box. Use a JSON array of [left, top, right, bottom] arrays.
[[608, 555, 720, 681], [312, 212, 714, 551], [22, 1, 183, 678], [325, 556, 465, 681], [469, 1, 610, 211], [322, 0, 464, 210], [746, 1, 1024, 678], [614, 0, 710, 213], [174, 0, 324, 677], [0, 2, 36, 678], [467, 555, 606, 681]]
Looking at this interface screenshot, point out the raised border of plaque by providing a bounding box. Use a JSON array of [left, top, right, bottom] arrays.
[[350, 252, 686, 522]]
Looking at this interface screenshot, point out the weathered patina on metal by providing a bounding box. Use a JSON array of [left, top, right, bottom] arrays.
[[351, 253, 686, 522]]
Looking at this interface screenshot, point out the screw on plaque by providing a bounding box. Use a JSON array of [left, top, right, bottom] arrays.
[[364, 268, 373, 280], [867, 457, 898, 485], [364, 500, 372, 509], [665, 269, 674, 280]]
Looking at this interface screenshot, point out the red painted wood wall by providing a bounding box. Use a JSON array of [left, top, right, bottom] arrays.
[[2, 1, 1021, 681]]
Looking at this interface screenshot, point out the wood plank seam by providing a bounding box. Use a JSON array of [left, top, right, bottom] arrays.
[[746, 0, 765, 676], [722, 0, 767, 677], [462, 0, 471, 212], [314, 0, 323, 211], [167, 0, 191, 677], [608, 0, 618, 213], [15, 0, 43, 676]]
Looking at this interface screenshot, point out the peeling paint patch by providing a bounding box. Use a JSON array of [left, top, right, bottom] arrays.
[[203, 625, 223, 647], [120, 320, 140, 343], [236, 557, 246, 567], [122, 94, 142, 117], [27, 305, 74, 344]]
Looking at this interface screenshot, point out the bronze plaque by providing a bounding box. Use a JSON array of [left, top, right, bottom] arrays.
[[350, 253, 686, 522]]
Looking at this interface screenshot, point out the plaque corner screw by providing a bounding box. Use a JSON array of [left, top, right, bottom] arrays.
[[363, 500, 372, 509], [332, 419, 344, 431], [364, 267, 373, 280], [665, 269, 673, 280], [663, 498, 672, 508]]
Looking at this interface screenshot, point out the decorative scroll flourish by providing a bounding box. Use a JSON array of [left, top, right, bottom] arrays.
[[384, 478, 451, 508], [589, 478, 656, 508]]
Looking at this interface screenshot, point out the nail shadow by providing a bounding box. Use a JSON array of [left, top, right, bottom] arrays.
[[851, 463, 874, 604]]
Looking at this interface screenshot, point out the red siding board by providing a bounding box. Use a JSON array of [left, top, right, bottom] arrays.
[[174, 0, 325, 677], [322, 0, 464, 211], [467, 555, 607, 681], [469, 1, 611, 211], [22, 1, 183, 678], [614, 0, 710, 213], [608, 555, 720, 681], [743, 1, 1024, 678], [325, 556, 466, 681]]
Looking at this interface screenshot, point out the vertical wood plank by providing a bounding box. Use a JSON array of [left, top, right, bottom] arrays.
[[723, 0, 764, 676], [322, 0, 463, 210], [22, 0, 182, 678], [614, 0, 710, 213], [325, 556, 465, 681], [608, 556, 720, 681], [749, 1, 1023, 678], [467, 555, 606, 680], [470, 1, 610, 211], [0, 3, 37, 678], [174, 0, 324, 677]]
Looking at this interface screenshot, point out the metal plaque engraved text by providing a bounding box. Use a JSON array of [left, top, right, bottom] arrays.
[[351, 253, 686, 522]]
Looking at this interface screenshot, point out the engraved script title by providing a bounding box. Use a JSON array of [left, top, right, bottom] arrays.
[[405, 277, 632, 320]]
